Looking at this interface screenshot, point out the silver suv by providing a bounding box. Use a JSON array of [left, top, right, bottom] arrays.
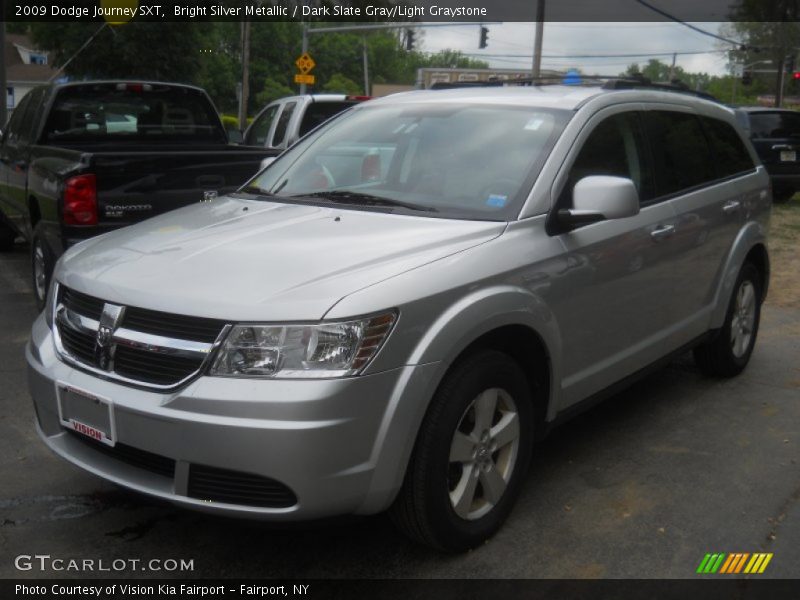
[[27, 83, 770, 551]]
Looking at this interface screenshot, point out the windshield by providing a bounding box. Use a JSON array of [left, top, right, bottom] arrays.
[[42, 84, 226, 144], [748, 111, 800, 139], [246, 102, 571, 220]]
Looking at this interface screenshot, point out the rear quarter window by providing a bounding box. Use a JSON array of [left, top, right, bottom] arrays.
[[748, 111, 800, 139]]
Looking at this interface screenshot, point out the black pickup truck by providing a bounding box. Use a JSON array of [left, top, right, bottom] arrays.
[[0, 81, 279, 307]]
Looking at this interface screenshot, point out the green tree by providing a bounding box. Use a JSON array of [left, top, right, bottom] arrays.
[[29, 22, 203, 82], [624, 59, 711, 91], [322, 73, 361, 94], [254, 77, 294, 108], [195, 22, 240, 114], [719, 14, 800, 105]]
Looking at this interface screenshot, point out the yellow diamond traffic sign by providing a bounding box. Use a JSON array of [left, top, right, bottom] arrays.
[[295, 53, 316, 74], [294, 73, 315, 85]]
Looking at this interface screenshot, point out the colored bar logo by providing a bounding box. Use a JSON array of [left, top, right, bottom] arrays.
[[696, 553, 773, 574]]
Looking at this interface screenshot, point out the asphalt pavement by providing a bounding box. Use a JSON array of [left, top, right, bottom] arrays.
[[0, 242, 798, 579]]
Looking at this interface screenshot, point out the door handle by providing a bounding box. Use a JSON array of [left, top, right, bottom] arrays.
[[722, 200, 741, 214], [650, 224, 676, 241]]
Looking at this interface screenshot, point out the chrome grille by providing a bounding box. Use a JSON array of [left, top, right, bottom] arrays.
[[53, 283, 229, 390], [62, 287, 104, 320], [122, 306, 227, 343]]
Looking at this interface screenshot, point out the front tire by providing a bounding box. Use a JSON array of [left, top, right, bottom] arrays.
[[31, 224, 55, 311], [694, 262, 762, 377], [389, 350, 534, 552]]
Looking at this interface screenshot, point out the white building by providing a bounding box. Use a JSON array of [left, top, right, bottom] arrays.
[[5, 33, 57, 117]]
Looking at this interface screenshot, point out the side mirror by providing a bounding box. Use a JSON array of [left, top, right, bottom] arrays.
[[260, 157, 276, 171], [558, 175, 639, 228], [228, 129, 243, 144]]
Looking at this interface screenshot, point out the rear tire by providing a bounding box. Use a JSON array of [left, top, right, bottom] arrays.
[[0, 219, 16, 252], [389, 350, 534, 552], [31, 224, 55, 311], [693, 262, 762, 377]]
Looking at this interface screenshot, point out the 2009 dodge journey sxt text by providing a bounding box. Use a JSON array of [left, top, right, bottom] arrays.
[[27, 83, 771, 551]]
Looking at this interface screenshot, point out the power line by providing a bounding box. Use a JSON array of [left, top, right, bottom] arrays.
[[633, 0, 745, 47], [460, 50, 726, 59]]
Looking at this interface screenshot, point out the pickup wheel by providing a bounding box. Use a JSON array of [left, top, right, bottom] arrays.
[[31, 225, 55, 311], [693, 262, 762, 377], [0, 220, 16, 252], [389, 350, 533, 552]]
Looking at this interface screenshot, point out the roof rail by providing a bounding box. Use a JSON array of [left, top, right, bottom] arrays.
[[601, 76, 718, 102], [428, 74, 718, 102]]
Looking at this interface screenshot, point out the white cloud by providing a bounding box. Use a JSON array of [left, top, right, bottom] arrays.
[[420, 22, 734, 77]]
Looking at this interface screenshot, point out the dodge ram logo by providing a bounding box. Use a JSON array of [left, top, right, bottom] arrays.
[[95, 303, 125, 371], [202, 190, 218, 202]]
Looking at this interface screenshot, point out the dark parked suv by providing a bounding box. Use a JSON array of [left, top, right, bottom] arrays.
[[736, 107, 800, 202]]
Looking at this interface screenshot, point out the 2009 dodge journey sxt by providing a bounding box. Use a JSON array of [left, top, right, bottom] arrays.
[[27, 82, 771, 551]]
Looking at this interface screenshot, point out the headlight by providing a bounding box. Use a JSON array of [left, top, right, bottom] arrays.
[[210, 311, 396, 378]]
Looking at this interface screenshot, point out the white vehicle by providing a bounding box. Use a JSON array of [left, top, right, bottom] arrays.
[[243, 94, 371, 151]]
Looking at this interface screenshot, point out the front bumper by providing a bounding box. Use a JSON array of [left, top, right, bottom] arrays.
[[26, 313, 439, 520]]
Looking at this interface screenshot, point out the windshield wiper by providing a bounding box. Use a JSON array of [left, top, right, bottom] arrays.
[[240, 185, 281, 198], [293, 190, 437, 212]]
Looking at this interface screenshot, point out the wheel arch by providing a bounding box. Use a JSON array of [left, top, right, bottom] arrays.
[[358, 286, 561, 514], [710, 221, 769, 329]]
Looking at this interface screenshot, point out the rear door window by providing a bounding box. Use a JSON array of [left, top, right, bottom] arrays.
[[700, 116, 756, 178], [298, 101, 355, 137], [644, 111, 716, 196]]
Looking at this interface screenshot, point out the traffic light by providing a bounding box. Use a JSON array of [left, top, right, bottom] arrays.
[[742, 70, 753, 86], [479, 26, 489, 49], [794, 72, 800, 80], [404, 29, 415, 51]]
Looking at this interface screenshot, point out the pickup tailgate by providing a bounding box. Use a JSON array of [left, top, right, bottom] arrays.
[[90, 147, 276, 225]]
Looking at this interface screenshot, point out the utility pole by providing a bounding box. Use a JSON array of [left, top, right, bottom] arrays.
[[362, 36, 370, 96], [776, 55, 786, 108], [531, 0, 545, 78], [299, 24, 309, 95], [0, 22, 6, 126], [668, 52, 677, 81], [238, 20, 251, 130]]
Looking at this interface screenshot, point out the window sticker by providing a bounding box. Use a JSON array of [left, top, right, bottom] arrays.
[[524, 118, 544, 131], [486, 194, 507, 207]]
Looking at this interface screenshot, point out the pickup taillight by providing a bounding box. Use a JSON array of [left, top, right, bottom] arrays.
[[63, 174, 97, 225]]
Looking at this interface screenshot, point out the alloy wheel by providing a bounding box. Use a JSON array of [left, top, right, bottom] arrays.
[[730, 280, 756, 358], [448, 387, 520, 520]]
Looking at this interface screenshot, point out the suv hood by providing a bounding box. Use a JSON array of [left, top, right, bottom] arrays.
[[58, 195, 505, 320]]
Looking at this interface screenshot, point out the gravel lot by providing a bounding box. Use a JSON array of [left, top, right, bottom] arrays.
[[1, 205, 798, 579]]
